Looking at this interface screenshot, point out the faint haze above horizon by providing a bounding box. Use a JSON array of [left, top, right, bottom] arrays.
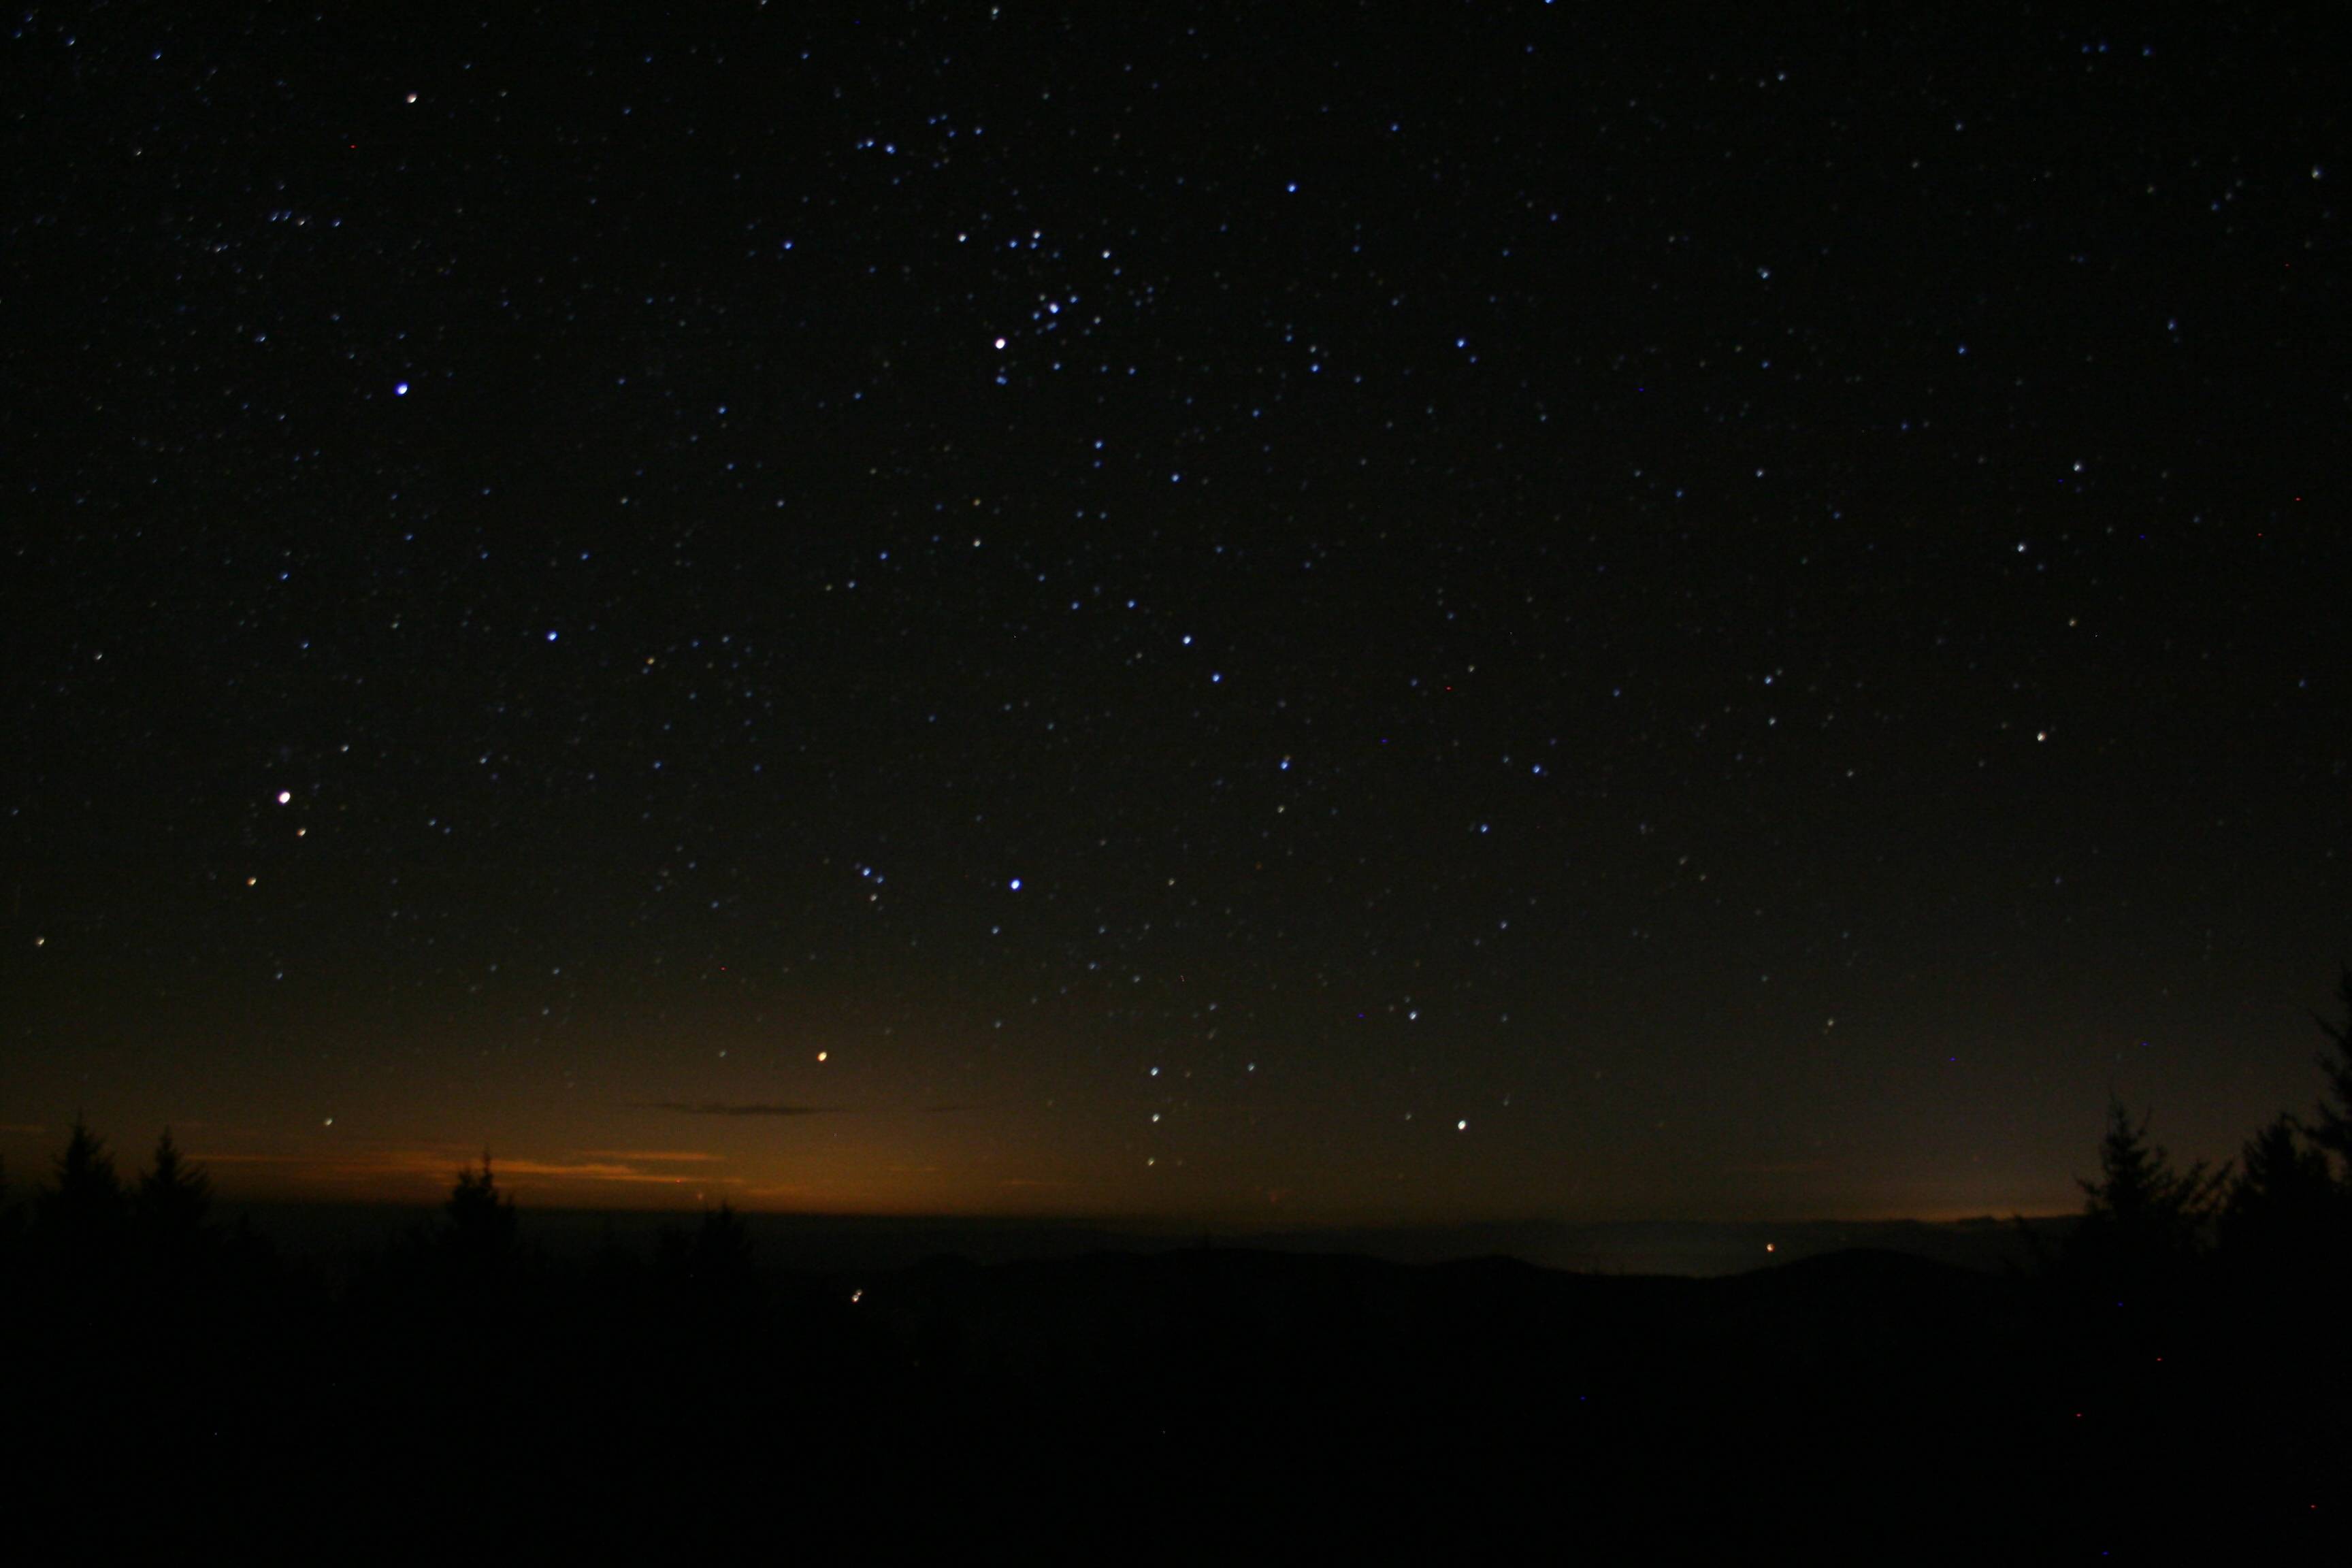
[[5, 1111, 2093, 1228]]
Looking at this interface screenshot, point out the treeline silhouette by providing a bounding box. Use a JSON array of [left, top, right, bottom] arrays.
[[2036, 968, 2352, 1545], [1, 1134, 880, 1559], [5, 979, 2351, 1556]]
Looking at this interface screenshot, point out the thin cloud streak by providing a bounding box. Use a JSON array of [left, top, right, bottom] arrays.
[[189, 1148, 729, 1190], [653, 1101, 835, 1118], [578, 1149, 727, 1163]]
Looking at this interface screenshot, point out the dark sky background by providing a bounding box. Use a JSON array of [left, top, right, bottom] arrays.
[[4, 3, 2345, 1224]]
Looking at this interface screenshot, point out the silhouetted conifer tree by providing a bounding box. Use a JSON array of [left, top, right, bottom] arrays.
[[440, 1153, 520, 1280], [2219, 1114, 2338, 1267], [134, 1128, 214, 1245], [691, 1202, 756, 1292], [2070, 1098, 2225, 1283], [2309, 965, 2352, 1177], [655, 1203, 755, 1298], [37, 1116, 127, 1246]]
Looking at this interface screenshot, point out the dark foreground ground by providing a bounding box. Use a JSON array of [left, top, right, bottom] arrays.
[[4, 1228, 2342, 1561]]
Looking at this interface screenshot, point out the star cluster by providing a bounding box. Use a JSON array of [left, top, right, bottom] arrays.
[[3, 4, 2344, 1222]]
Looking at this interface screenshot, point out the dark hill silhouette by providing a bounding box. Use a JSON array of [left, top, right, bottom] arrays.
[[3, 1127, 2342, 1559]]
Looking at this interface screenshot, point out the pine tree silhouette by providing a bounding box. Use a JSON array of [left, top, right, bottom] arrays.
[[134, 1128, 214, 1245], [442, 1152, 520, 1277], [691, 1201, 756, 1292], [2070, 1098, 2226, 1286], [2309, 965, 2352, 1176], [37, 1115, 127, 1247], [655, 1202, 757, 1303], [2220, 1114, 2336, 1266]]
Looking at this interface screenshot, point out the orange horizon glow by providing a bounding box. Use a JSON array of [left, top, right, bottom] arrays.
[[0, 1102, 2096, 1228], [11, 1143, 2076, 1229]]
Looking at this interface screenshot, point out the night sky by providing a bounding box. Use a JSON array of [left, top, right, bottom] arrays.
[[5, 4, 2345, 1226]]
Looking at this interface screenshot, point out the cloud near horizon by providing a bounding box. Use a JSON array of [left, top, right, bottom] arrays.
[[578, 1149, 726, 1163], [189, 1147, 732, 1190], [653, 1101, 834, 1118]]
